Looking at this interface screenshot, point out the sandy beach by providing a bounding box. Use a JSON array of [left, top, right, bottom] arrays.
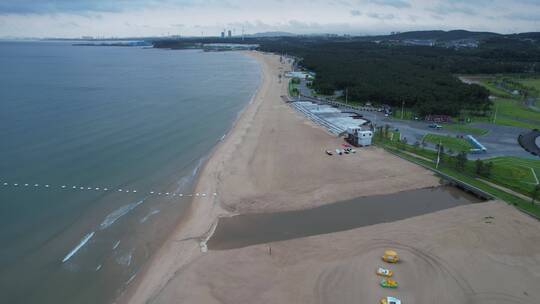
[[123, 52, 540, 304]]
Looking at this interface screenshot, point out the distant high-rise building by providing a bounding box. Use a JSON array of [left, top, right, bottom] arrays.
[[228, 30, 232, 38], [221, 31, 225, 38]]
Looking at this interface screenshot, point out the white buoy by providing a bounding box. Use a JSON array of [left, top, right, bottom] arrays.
[[72, 186, 77, 189], [118, 189, 123, 192], [14, 183, 18, 186], [165, 192, 169, 196], [62, 185, 66, 188], [150, 191, 155, 194], [24, 184, 29, 187], [80, 187, 84, 190], [95, 188, 99, 190], [195, 193, 200, 196], [179, 194, 183, 197], [3, 183, 7, 186], [202, 193, 206, 197], [133, 190, 137, 193], [213, 193, 217, 196], [35, 184, 39, 187], [45, 185, 49, 188], [104, 188, 108, 191]]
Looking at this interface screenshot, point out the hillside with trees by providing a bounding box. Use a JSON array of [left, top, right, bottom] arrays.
[[153, 30, 540, 116]]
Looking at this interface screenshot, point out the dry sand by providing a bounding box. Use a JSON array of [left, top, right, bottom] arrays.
[[123, 52, 540, 304]]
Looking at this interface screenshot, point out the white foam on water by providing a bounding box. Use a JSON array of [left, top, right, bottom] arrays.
[[125, 274, 137, 285], [95, 264, 102, 271], [113, 240, 121, 250], [62, 231, 95, 263], [139, 210, 160, 223], [116, 251, 133, 267], [99, 199, 145, 230]]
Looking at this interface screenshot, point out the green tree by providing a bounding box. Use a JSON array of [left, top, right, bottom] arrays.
[[475, 159, 484, 175], [531, 184, 540, 205], [455, 151, 467, 170], [484, 161, 494, 178]]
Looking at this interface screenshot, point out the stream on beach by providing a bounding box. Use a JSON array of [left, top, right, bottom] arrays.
[[208, 186, 483, 250]]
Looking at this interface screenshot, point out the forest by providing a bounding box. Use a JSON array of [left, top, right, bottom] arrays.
[[153, 32, 540, 116]]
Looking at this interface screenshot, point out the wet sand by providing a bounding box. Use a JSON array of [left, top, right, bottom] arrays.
[[123, 52, 540, 304], [208, 186, 482, 250]]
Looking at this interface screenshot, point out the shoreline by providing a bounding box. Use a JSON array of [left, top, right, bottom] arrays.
[[121, 50, 442, 304], [118, 51, 271, 304], [121, 51, 540, 304]]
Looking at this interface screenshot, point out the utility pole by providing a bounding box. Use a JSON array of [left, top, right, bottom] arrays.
[[436, 140, 442, 169], [401, 100, 405, 120]]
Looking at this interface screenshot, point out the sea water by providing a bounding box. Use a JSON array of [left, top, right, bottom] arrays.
[[0, 41, 260, 303]]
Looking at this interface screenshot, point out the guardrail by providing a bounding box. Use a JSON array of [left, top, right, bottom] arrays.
[[383, 147, 494, 200]]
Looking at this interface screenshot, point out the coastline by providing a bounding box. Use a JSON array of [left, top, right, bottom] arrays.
[[118, 51, 271, 304], [121, 51, 441, 304], [121, 51, 540, 304]]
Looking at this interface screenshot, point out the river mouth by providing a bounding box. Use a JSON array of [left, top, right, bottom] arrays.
[[207, 186, 483, 250]]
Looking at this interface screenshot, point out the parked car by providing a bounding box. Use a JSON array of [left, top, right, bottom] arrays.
[[428, 123, 442, 129]]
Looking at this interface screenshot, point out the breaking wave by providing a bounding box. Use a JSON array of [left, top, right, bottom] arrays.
[[100, 199, 145, 230], [140, 210, 160, 223], [62, 231, 95, 263]]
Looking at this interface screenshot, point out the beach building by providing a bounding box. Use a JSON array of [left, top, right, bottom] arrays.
[[285, 71, 315, 80], [346, 127, 373, 146], [291, 101, 370, 136]]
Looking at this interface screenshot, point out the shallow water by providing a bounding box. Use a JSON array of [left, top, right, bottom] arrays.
[[0, 41, 260, 303], [208, 186, 482, 250]]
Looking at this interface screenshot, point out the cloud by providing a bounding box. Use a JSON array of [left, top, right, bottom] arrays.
[[367, 12, 395, 20], [427, 2, 478, 16], [0, 0, 221, 15], [365, 0, 410, 9], [0, 0, 539, 38]]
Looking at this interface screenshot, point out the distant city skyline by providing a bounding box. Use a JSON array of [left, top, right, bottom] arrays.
[[0, 0, 539, 38]]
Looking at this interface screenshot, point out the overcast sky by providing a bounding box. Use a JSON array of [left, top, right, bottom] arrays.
[[0, 0, 538, 38]]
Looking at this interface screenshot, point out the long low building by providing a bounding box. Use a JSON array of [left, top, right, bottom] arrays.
[[291, 101, 370, 135]]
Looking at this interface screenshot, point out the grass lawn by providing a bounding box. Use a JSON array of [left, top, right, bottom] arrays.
[[443, 124, 488, 135], [389, 131, 401, 142], [480, 80, 515, 98], [484, 157, 540, 195], [423, 133, 473, 152], [493, 98, 540, 129], [378, 142, 540, 217], [288, 80, 299, 97], [516, 78, 540, 92]]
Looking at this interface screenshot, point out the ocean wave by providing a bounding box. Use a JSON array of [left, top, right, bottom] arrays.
[[113, 240, 121, 250], [62, 231, 95, 263], [99, 199, 145, 230], [140, 209, 160, 223]]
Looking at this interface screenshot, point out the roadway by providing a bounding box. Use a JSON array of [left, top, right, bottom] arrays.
[[295, 79, 535, 160]]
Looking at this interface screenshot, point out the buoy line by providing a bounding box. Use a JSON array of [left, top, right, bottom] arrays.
[[0, 181, 217, 198]]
